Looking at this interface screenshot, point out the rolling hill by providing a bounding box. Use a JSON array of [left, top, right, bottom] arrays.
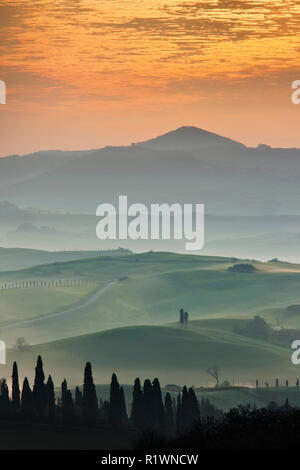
[[1, 127, 300, 216], [1, 252, 300, 347], [2, 319, 297, 390], [0, 252, 299, 390], [0, 246, 130, 271]]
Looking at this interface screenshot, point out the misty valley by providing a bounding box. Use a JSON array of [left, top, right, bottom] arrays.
[[1, 128, 300, 451]]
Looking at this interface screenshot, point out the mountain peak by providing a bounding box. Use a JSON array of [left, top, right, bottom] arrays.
[[138, 126, 245, 151]]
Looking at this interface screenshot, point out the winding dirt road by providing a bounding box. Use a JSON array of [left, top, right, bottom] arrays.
[[0, 281, 117, 331]]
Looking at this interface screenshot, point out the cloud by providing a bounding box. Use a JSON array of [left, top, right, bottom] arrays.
[[1, 1, 300, 112]]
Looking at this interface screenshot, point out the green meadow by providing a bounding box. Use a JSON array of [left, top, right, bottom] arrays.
[[1, 251, 300, 405]]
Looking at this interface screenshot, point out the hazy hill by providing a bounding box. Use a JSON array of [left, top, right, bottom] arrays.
[[0, 251, 299, 386], [138, 125, 246, 151], [1, 251, 300, 347], [0, 149, 93, 188], [1, 127, 300, 215], [2, 320, 295, 387], [0, 246, 130, 271], [2, 200, 300, 259]]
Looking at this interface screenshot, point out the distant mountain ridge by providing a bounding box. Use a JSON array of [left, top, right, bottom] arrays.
[[138, 126, 246, 151], [0, 148, 95, 188], [0, 126, 300, 216]]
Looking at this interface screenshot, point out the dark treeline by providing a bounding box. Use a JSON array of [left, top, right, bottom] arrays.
[[0, 357, 221, 436], [1, 357, 299, 449], [138, 402, 300, 451]]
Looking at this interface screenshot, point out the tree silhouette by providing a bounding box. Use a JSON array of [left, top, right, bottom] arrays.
[[11, 361, 20, 412], [188, 387, 200, 423], [206, 366, 220, 387], [61, 378, 68, 411], [62, 378, 75, 423], [21, 377, 34, 418], [109, 373, 123, 428], [143, 379, 155, 430], [181, 386, 191, 432], [0, 379, 10, 416], [179, 308, 185, 325], [176, 392, 182, 434], [33, 355, 47, 416], [46, 375, 55, 421], [164, 392, 174, 435], [75, 386, 83, 410], [120, 386, 128, 423], [152, 378, 164, 431], [83, 362, 98, 425], [131, 378, 143, 428]]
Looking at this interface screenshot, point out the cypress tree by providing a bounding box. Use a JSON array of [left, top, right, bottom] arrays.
[[131, 378, 143, 428], [65, 391, 74, 423], [21, 377, 34, 418], [143, 379, 154, 430], [120, 386, 128, 423], [172, 397, 176, 412], [181, 386, 190, 432], [176, 392, 182, 434], [61, 379, 74, 423], [152, 378, 164, 431], [61, 378, 68, 411], [179, 308, 184, 325], [11, 361, 20, 412], [83, 362, 98, 425], [164, 392, 174, 435], [0, 379, 10, 416], [46, 375, 55, 421], [33, 355, 47, 416], [109, 373, 123, 428], [75, 386, 83, 409], [188, 387, 200, 423]]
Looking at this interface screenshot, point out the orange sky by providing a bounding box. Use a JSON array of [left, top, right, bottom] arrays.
[[1, 0, 300, 156]]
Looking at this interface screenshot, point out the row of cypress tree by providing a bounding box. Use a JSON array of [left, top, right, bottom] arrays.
[[0, 356, 220, 435], [0, 357, 100, 425]]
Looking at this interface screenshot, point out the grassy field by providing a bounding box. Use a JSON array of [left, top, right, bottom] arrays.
[[0, 285, 95, 325], [1, 252, 300, 347], [2, 319, 298, 390], [0, 247, 105, 271], [0, 247, 132, 271], [1, 252, 300, 390]]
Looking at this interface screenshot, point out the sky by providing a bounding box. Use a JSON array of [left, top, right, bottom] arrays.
[[0, 0, 300, 156]]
